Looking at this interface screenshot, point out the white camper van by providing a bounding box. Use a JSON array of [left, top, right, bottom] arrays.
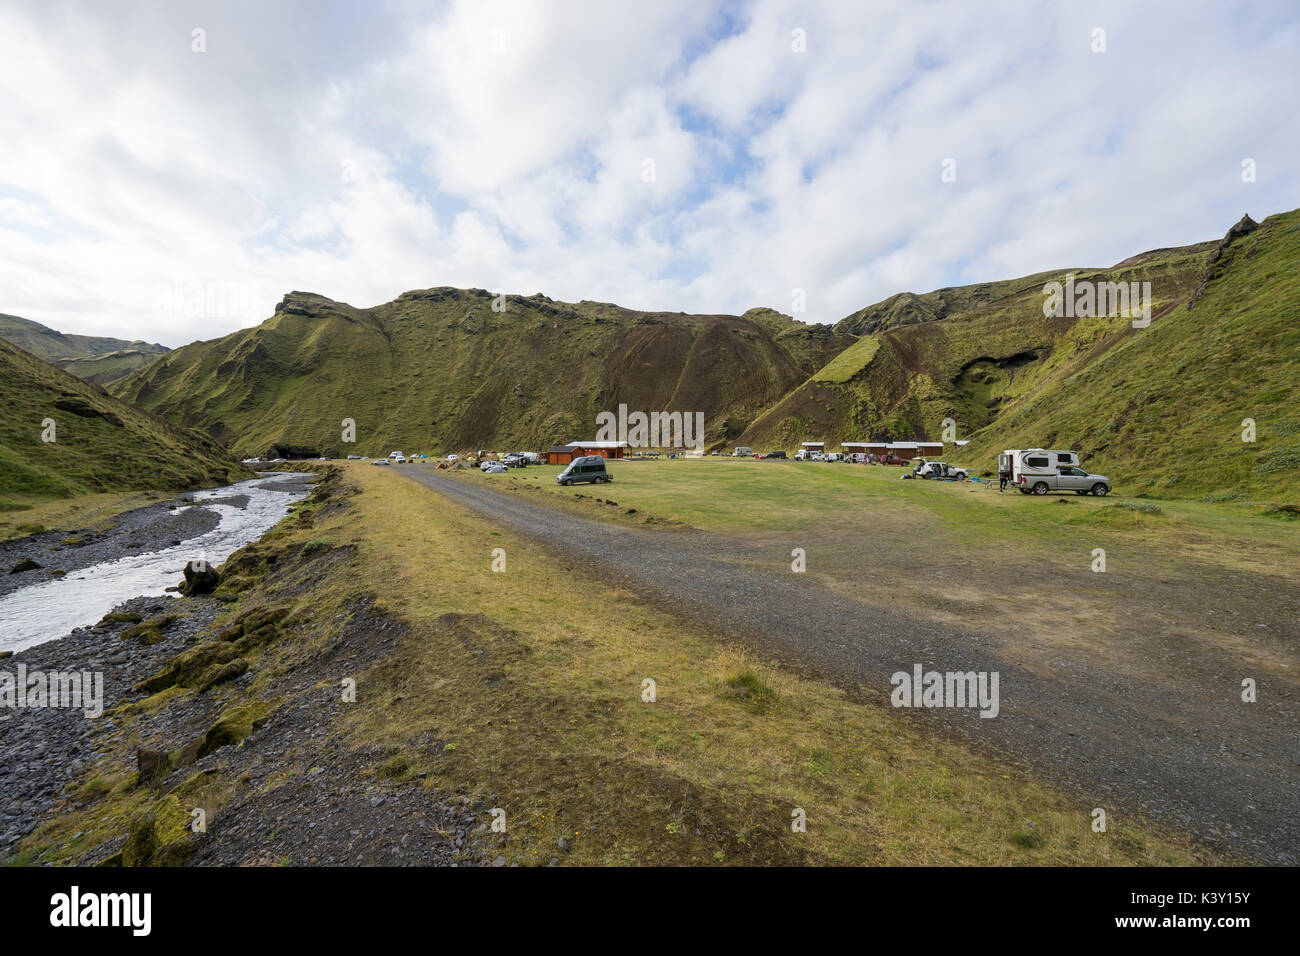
[[1000, 449, 1078, 485], [1000, 448, 1111, 495]]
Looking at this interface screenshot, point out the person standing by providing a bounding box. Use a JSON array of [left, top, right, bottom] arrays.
[[999, 467, 1010, 493]]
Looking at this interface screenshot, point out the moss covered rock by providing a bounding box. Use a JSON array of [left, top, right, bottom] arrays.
[[195, 658, 249, 693], [135, 641, 241, 694], [195, 700, 275, 759], [121, 794, 192, 866]]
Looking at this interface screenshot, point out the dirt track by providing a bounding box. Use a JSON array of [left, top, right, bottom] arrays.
[[401, 468, 1299, 864]]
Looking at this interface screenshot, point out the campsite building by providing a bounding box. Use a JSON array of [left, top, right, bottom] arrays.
[[543, 444, 579, 465], [842, 439, 944, 459], [800, 441, 826, 454], [546, 440, 628, 464]]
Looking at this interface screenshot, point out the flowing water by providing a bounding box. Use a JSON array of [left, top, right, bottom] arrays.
[[0, 473, 314, 654]]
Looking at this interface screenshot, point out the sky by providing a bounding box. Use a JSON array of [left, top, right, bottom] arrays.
[[0, 0, 1296, 347]]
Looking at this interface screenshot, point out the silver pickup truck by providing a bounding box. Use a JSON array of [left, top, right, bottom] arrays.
[[1019, 466, 1111, 496]]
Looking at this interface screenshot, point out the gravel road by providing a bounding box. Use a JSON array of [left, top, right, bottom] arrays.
[[402, 469, 1299, 864]]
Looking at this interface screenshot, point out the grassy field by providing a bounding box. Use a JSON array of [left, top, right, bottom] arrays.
[[0, 489, 162, 542], [465, 456, 1300, 566], [326, 462, 1221, 864], [456, 457, 1300, 690]]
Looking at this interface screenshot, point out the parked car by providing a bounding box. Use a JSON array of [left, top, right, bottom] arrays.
[[346, 454, 362, 460], [879, 454, 909, 466], [765, 450, 787, 459], [446, 454, 459, 462], [371, 459, 391, 467], [482, 461, 508, 474], [557, 455, 612, 485], [734, 446, 755, 457], [1019, 465, 1111, 496], [389, 451, 407, 463], [914, 459, 968, 480]]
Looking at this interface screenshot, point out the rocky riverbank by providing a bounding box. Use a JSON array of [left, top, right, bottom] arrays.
[[0, 594, 222, 857], [3, 468, 495, 867]]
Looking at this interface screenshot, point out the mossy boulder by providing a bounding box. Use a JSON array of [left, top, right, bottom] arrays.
[[121, 613, 180, 645], [195, 700, 275, 759], [136, 747, 173, 786], [237, 605, 291, 632], [121, 794, 192, 867], [228, 604, 291, 653], [135, 641, 241, 694], [195, 658, 249, 693]]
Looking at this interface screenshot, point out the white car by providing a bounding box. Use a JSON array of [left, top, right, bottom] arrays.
[[482, 462, 508, 474], [371, 459, 390, 467], [389, 451, 406, 463], [447, 454, 459, 462]]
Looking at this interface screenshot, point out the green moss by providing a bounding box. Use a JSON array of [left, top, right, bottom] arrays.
[[195, 700, 276, 759], [722, 671, 778, 712], [135, 641, 241, 694], [298, 538, 331, 559]]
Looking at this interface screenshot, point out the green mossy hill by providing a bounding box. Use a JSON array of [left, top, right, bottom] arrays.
[[111, 290, 855, 456], [739, 209, 1299, 500], [0, 338, 247, 505]]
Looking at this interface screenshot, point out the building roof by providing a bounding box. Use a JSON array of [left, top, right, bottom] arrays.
[[568, 440, 628, 448], [545, 444, 578, 453], [800, 441, 825, 446]]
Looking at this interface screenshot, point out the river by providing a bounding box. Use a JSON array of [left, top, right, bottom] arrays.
[[0, 472, 314, 654]]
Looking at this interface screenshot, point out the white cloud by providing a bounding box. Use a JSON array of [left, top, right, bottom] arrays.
[[0, 0, 1296, 346]]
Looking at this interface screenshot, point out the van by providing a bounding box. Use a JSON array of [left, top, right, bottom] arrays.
[[999, 449, 1080, 488], [557, 455, 611, 486], [734, 446, 756, 457]]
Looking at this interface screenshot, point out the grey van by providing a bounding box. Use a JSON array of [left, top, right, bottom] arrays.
[[557, 455, 612, 486]]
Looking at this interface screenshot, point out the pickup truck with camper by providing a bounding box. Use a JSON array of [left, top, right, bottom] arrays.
[[1000, 449, 1110, 496]]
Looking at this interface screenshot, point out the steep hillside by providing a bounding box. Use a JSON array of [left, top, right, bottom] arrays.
[[0, 313, 168, 385], [112, 291, 853, 457], [961, 210, 1300, 501], [0, 338, 247, 505], [738, 241, 1211, 447], [738, 211, 1300, 500]]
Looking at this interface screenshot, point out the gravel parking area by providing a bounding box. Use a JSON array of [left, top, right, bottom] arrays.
[[402, 468, 1299, 864]]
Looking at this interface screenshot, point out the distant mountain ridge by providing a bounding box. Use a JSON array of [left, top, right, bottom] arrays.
[[112, 288, 853, 459], [107, 207, 1300, 502], [0, 313, 168, 385]]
